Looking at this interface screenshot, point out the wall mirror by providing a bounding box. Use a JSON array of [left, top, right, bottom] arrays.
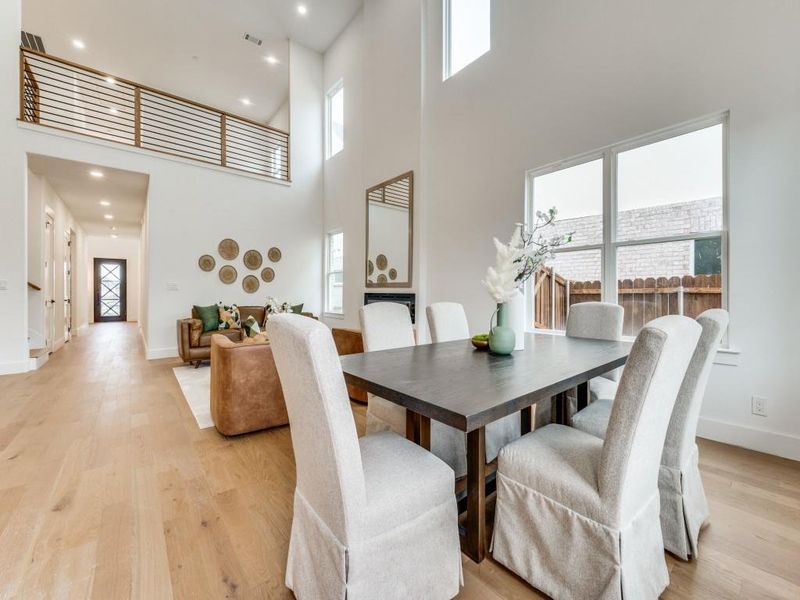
[[366, 171, 413, 288]]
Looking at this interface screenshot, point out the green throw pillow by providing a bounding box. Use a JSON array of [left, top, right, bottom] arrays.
[[194, 304, 220, 332], [291, 303, 304, 314], [244, 315, 261, 337]]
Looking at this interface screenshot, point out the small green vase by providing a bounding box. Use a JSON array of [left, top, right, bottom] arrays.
[[489, 303, 515, 355]]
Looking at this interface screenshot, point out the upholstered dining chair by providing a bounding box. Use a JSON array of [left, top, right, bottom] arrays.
[[491, 315, 701, 599], [571, 308, 729, 560], [426, 301, 521, 477], [266, 314, 462, 600], [566, 302, 625, 403]]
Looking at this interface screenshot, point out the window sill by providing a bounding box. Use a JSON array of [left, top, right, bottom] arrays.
[[323, 312, 345, 320]]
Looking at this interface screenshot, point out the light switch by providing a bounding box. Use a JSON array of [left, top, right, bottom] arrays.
[[166, 282, 179, 291]]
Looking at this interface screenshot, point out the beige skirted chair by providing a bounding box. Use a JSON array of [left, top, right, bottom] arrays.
[[566, 302, 625, 403], [425, 301, 521, 477], [491, 315, 701, 599], [266, 314, 462, 599], [572, 308, 729, 560]]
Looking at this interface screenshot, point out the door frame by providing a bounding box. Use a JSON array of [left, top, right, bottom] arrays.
[[93, 258, 127, 323], [44, 213, 55, 353], [64, 228, 74, 341]]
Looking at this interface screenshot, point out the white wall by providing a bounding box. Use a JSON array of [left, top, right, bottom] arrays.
[[322, 0, 423, 330], [0, 0, 324, 370], [86, 235, 140, 323], [419, 0, 800, 459]]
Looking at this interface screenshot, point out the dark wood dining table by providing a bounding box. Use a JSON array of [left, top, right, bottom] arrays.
[[340, 332, 632, 563]]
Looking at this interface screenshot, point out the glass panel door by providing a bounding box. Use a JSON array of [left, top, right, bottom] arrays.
[[94, 258, 127, 322]]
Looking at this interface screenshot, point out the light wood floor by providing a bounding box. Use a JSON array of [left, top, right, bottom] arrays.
[[0, 323, 798, 599]]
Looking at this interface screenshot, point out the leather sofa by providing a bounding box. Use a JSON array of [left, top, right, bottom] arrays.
[[210, 334, 289, 435]]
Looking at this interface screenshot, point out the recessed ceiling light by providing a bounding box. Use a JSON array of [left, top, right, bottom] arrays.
[[110, 234, 118, 239], [89, 170, 104, 178], [110, 226, 117, 231], [241, 98, 252, 106], [297, 4, 308, 15], [72, 39, 86, 50], [104, 214, 113, 220], [108, 107, 118, 115], [105, 76, 116, 85], [265, 55, 279, 65], [99, 200, 111, 206]]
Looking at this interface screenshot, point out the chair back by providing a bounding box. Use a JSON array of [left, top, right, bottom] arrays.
[[427, 302, 470, 343], [359, 302, 415, 352], [566, 302, 625, 380], [266, 314, 366, 544], [598, 315, 700, 520], [662, 309, 728, 469]]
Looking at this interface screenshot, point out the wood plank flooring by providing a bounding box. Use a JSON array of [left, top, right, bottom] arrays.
[[0, 323, 797, 599]]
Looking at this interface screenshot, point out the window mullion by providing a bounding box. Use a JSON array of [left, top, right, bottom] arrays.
[[602, 149, 617, 305]]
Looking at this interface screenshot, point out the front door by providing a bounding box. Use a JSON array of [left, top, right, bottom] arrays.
[[94, 258, 127, 322]]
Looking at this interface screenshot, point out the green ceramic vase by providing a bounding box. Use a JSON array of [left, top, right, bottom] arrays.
[[489, 303, 515, 355]]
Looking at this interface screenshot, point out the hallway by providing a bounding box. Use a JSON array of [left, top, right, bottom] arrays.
[[0, 324, 797, 598]]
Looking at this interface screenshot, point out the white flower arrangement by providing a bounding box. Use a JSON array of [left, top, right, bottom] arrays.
[[265, 296, 292, 315], [482, 208, 573, 304]]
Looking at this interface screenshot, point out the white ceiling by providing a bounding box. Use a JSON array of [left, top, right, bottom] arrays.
[[22, 0, 362, 123], [28, 154, 149, 237]]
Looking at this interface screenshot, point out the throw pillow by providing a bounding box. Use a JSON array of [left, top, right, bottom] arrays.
[[194, 304, 220, 332], [291, 303, 304, 314], [189, 319, 203, 346], [218, 303, 241, 330], [244, 315, 261, 337]]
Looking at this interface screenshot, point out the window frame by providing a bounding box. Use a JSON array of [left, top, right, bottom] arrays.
[[324, 230, 344, 317], [443, 0, 491, 81], [524, 112, 729, 342], [325, 79, 344, 159]]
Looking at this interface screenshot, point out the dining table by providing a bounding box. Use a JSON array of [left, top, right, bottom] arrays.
[[340, 331, 632, 563]]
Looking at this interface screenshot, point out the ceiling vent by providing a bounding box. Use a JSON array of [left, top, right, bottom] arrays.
[[21, 31, 45, 53], [244, 33, 263, 47]]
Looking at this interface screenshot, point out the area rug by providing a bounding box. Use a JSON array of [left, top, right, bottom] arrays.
[[172, 365, 214, 429]]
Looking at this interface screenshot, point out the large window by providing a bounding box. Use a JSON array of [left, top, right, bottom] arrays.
[[326, 80, 344, 158], [527, 116, 727, 337], [325, 231, 344, 315], [443, 0, 491, 80]]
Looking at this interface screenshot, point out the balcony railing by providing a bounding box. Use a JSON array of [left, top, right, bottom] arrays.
[[18, 48, 290, 181]]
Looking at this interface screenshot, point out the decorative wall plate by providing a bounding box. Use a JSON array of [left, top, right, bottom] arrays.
[[376, 254, 388, 271], [243, 249, 263, 270], [198, 255, 215, 272], [261, 267, 275, 283], [368, 260, 374, 275], [377, 273, 388, 284], [268, 247, 282, 262], [388, 268, 397, 281], [242, 275, 260, 293], [218, 239, 240, 260], [219, 265, 237, 284]]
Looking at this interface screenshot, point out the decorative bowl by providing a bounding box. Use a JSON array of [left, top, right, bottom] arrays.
[[471, 334, 490, 350]]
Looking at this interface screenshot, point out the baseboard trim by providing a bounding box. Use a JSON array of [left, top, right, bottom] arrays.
[[77, 324, 89, 335], [146, 346, 178, 360], [698, 417, 800, 461], [0, 360, 32, 376]]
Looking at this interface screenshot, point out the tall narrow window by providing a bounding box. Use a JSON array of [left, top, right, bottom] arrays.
[[326, 231, 344, 315], [527, 117, 727, 338], [326, 81, 344, 158], [443, 0, 491, 80]]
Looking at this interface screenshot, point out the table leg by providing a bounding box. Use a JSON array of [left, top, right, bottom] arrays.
[[405, 410, 418, 443], [520, 405, 532, 435], [577, 381, 590, 413], [418, 414, 431, 450], [553, 391, 569, 425], [465, 427, 486, 563]]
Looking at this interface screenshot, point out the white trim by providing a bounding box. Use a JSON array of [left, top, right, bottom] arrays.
[[324, 229, 344, 315], [146, 346, 178, 360], [0, 360, 32, 376], [17, 122, 291, 186], [77, 324, 89, 335], [698, 417, 800, 462], [325, 79, 344, 159], [323, 312, 345, 320]]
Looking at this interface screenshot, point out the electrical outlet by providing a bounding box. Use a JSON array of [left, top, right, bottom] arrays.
[[751, 396, 767, 417]]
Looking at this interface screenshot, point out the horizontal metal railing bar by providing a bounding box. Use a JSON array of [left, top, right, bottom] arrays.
[[225, 154, 288, 173], [225, 130, 288, 153], [22, 48, 289, 136], [140, 92, 220, 125], [225, 149, 287, 172], [34, 105, 136, 135], [225, 136, 286, 158], [24, 53, 137, 89], [226, 157, 288, 175], [33, 96, 136, 127], [35, 86, 135, 116], [139, 127, 220, 152], [139, 103, 222, 138], [139, 112, 221, 144], [31, 117, 134, 143], [25, 71, 136, 107], [226, 119, 289, 144], [140, 137, 221, 161], [24, 62, 135, 102], [140, 123, 221, 150]]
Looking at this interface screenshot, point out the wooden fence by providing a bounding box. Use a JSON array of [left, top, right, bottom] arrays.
[[534, 267, 722, 336]]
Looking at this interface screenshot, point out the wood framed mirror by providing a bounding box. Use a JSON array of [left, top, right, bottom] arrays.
[[366, 171, 413, 288]]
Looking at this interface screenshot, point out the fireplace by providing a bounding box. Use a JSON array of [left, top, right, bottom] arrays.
[[363, 292, 417, 324]]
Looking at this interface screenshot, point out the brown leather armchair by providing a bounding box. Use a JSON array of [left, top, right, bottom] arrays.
[[177, 306, 268, 365], [210, 334, 289, 435]]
